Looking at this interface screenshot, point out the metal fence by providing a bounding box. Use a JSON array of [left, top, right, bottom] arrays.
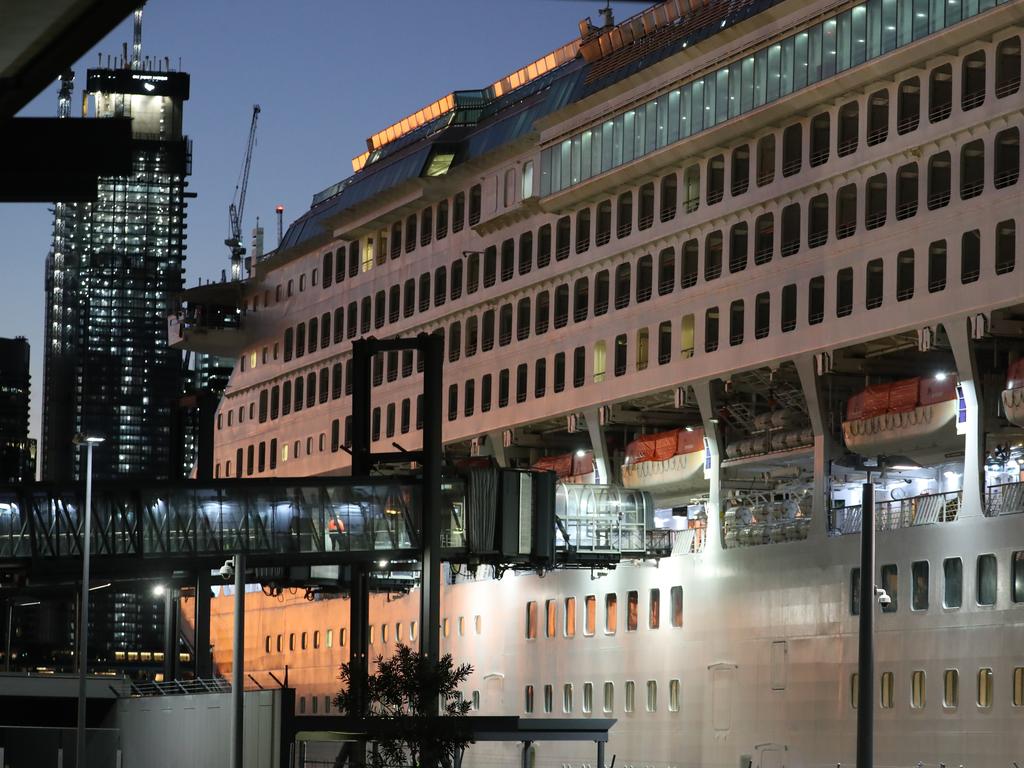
[[831, 490, 961, 535]]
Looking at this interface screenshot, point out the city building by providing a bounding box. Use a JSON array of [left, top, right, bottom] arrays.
[[0, 337, 36, 483], [42, 50, 190, 483], [172, 0, 1024, 765]]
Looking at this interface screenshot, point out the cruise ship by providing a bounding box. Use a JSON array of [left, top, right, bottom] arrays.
[[170, 0, 1024, 765]]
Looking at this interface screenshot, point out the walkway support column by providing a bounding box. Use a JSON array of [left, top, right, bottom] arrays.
[[230, 553, 245, 768], [194, 569, 213, 679], [420, 332, 444, 700], [583, 407, 611, 485], [692, 381, 722, 554], [162, 586, 177, 682], [946, 318, 985, 517], [795, 356, 832, 540]]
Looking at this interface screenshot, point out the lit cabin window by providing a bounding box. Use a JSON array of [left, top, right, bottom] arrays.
[[524, 685, 534, 713], [944, 669, 959, 708], [1014, 667, 1024, 707], [605, 593, 617, 634], [545, 600, 556, 638], [649, 589, 660, 629], [458, 617, 465, 637], [880, 671, 893, 708], [326, 629, 333, 648], [911, 670, 925, 709], [525, 601, 538, 639], [442, 619, 449, 638], [564, 597, 576, 637], [313, 631, 320, 649], [978, 668, 993, 708], [396, 623, 403, 642], [410, 621, 417, 642], [584, 595, 596, 636], [475, 615, 482, 634], [249, 352, 257, 369], [626, 591, 638, 631], [382, 624, 390, 644], [671, 586, 683, 627]]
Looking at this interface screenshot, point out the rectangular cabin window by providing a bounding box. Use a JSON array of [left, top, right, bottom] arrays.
[[756, 134, 774, 186], [881, 563, 898, 612], [624, 681, 635, 714], [525, 601, 537, 639], [928, 240, 947, 293], [564, 597, 576, 637], [705, 307, 719, 353], [680, 313, 695, 357], [944, 669, 959, 709], [896, 162, 919, 220], [545, 599, 556, 638], [912, 560, 929, 611], [781, 283, 797, 333], [1014, 667, 1024, 707], [978, 668, 993, 709], [911, 670, 926, 709], [836, 267, 854, 317], [603, 682, 614, 713], [646, 680, 658, 712], [649, 589, 660, 629], [977, 554, 997, 606], [524, 686, 534, 714], [605, 593, 617, 634], [897, 250, 914, 300], [960, 139, 985, 199], [866, 258, 883, 310], [681, 240, 698, 288], [867, 88, 888, 145], [584, 595, 596, 636], [898, 76, 920, 133], [582, 683, 593, 714], [996, 219, 1016, 275], [670, 586, 683, 627], [626, 590, 638, 631], [1012, 551, 1024, 603]]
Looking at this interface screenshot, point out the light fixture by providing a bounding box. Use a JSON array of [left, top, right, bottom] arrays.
[[143, 82, 155, 92], [684, 426, 695, 432], [934, 372, 947, 381], [576, 449, 587, 458], [152, 584, 166, 597], [72, 432, 105, 446], [377, 559, 390, 569]]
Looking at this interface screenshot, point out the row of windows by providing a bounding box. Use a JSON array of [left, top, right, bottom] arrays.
[[525, 678, 681, 715], [223, 211, 1016, 467], [261, 128, 1018, 430], [225, 214, 1018, 461], [541, 1, 1018, 194], [259, 614, 487, 655], [850, 552, 1024, 614], [852, 667, 1024, 710], [525, 588, 683, 639]]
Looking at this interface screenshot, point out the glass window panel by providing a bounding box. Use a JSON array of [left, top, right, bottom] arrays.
[[602, 120, 614, 173], [728, 63, 742, 118], [929, 0, 944, 33], [571, 135, 582, 185], [822, 18, 838, 78], [580, 131, 592, 182], [716, 68, 730, 119], [913, 0, 929, 40], [754, 49, 768, 106], [591, 126, 603, 177], [646, 100, 659, 152], [837, 10, 852, 72], [898, 0, 914, 46], [612, 115, 624, 167], [667, 90, 680, 143], [560, 139, 571, 191], [766, 44, 781, 102], [851, 4, 868, 65], [741, 56, 755, 112], [882, 0, 898, 51], [632, 106, 645, 160], [623, 110, 636, 164], [656, 97, 668, 148], [690, 79, 705, 132], [781, 37, 795, 95], [704, 72, 717, 126], [679, 83, 691, 138], [808, 23, 823, 83], [540, 148, 552, 197], [793, 33, 808, 90]]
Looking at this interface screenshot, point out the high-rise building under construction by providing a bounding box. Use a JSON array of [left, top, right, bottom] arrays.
[[42, 35, 190, 482]]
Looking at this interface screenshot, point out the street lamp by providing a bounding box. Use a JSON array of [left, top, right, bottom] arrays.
[[72, 432, 104, 768], [838, 453, 919, 768]]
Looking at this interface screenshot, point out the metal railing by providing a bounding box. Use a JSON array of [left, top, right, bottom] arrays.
[[130, 677, 231, 696], [830, 490, 961, 535], [985, 480, 1024, 516]]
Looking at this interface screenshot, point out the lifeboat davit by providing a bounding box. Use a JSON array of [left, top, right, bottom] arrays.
[[532, 451, 597, 484], [1001, 359, 1024, 427], [621, 427, 707, 493], [842, 376, 957, 458]]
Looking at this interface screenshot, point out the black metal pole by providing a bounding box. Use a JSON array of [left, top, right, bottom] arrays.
[[856, 479, 874, 768], [194, 569, 213, 679], [350, 339, 373, 724], [419, 332, 443, 709], [162, 587, 175, 682]]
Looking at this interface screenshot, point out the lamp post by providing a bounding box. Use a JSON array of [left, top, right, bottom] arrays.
[[850, 453, 919, 768], [73, 432, 104, 768]]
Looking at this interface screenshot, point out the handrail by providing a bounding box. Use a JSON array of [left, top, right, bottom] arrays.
[[830, 489, 961, 535]]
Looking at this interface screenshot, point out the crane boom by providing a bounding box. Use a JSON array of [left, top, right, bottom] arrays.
[[226, 104, 260, 281]]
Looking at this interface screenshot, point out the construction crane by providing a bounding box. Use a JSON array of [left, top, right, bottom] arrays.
[[226, 104, 260, 281]]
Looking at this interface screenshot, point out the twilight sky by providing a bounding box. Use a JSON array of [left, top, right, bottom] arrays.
[[0, 0, 595, 455]]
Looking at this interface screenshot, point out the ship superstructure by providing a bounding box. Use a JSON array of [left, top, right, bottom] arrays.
[[172, 0, 1024, 765]]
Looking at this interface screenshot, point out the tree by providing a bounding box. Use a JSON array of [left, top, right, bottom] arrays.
[[334, 643, 474, 768]]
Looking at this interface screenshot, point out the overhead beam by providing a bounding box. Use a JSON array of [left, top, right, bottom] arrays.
[[0, 117, 132, 201]]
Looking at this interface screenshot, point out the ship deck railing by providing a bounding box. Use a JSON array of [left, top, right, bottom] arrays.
[[130, 677, 231, 697], [829, 489, 961, 535], [984, 480, 1024, 516]]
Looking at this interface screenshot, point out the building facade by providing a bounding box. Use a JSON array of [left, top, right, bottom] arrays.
[[0, 337, 35, 484], [42, 62, 190, 482]]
